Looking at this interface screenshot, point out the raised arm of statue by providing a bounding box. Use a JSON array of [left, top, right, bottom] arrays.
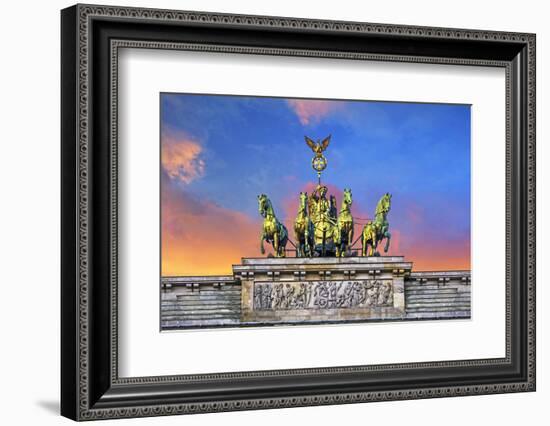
[[311, 187, 320, 201]]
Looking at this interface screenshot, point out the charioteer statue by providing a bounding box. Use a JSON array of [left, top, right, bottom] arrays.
[[309, 183, 339, 256], [257, 134, 391, 258]]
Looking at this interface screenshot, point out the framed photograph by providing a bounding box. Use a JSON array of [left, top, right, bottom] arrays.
[[61, 4, 536, 421]]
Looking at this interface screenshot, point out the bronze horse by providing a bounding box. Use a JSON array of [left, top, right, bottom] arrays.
[[294, 192, 314, 257], [258, 194, 288, 257], [362, 193, 392, 256], [336, 189, 354, 257]]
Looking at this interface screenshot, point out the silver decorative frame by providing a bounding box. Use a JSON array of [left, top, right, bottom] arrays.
[[61, 4, 536, 421]]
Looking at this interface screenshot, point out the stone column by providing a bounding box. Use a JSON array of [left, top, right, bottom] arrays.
[[238, 272, 255, 323]]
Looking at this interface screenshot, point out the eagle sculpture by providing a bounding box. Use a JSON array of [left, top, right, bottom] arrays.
[[305, 135, 331, 157]]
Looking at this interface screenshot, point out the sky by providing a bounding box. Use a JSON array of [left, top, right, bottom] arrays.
[[160, 93, 471, 276]]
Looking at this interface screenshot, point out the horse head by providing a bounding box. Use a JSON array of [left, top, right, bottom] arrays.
[[299, 192, 308, 213], [383, 193, 392, 212], [376, 192, 392, 216], [258, 194, 269, 217], [343, 188, 353, 207]]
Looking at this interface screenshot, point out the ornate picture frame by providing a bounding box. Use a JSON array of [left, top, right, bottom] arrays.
[[61, 4, 536, 421]]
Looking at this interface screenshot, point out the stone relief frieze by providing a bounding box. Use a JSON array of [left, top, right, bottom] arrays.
[[253, 280, 393, 310]]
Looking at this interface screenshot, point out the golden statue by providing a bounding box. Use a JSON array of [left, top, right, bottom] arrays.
[[294, 192, 314, 257], [308, 184, 339, 256], [258, 194, 288, 257], [309, 184, 332, 223], [305, 135, 331, 182], [361, 193, 392, 256], [305, 135, 331, 157], [255, 134, 392, 259], [336, 189, 354, 257]]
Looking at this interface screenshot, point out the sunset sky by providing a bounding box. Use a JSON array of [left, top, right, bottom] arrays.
[[160, 93, 471, 276]]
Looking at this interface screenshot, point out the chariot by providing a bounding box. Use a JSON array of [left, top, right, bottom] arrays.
[[258, 135, 391, 258]]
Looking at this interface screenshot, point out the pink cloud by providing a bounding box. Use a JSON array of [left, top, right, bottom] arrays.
[[161, 133, 205, 184], [287, 99, 343, 125]]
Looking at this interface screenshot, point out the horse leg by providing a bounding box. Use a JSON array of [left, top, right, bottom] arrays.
[[297, 225, 304, 257], [384, 231, 391, 253], [308, 224, 315, 257], [274, 233, 280, 257], [370, 235, 377, 257], [340, 231, 346, 257], [347, 227, 353, 257], [303, 225, 308, 257], [375, 242, 382, 256], [260, 231, 266, 255], [338, 227, 344, 257], [304, 225, 310, 257]]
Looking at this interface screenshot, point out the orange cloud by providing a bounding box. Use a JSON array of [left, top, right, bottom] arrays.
[[161, 133, 205, 184], [404, 239, 471, 272], [287, 99, 343, 125], [162, 183, 262, 276]]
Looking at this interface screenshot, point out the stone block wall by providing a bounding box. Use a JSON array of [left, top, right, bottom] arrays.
[[405, 271, 471, 319], [161, 276, 241, 329], [160, 259, 471, 330]]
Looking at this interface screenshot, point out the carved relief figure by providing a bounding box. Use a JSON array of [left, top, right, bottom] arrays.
[[253, 280, 393, 310]]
